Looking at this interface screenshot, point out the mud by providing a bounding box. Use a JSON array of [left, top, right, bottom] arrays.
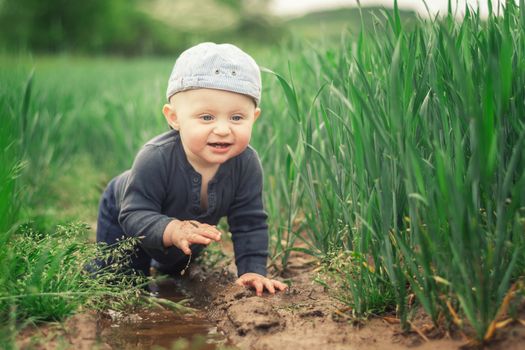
[[97, 278, 225, 350], [186, 249, 525, 350], [16, 277, 229, 350], [16, 251, 525, 350], [201, 256, 466, 350]]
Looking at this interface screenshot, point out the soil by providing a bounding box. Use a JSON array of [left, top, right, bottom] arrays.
[[196, 254, 467, 350], [16, 251, 525, 350]]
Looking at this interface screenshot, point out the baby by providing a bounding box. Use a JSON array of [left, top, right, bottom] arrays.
[[96, 42, 286, 296]]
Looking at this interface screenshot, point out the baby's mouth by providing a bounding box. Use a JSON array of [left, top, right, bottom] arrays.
[[208, 142, 232, 149]]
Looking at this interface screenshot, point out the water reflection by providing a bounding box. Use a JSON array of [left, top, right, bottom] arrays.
[[97, 278, 227, 350]]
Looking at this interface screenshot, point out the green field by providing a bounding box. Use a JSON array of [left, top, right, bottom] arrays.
[[285, 5, 417, 41], [1, 1, 525, 347]]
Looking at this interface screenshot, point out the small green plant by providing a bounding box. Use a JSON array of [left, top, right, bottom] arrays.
[[0, 222, 149, 334], [196, 241, 230, 270], [316, 251, 397, 318]]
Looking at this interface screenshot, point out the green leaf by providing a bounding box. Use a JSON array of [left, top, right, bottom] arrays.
[[262, 67, 300, 122]]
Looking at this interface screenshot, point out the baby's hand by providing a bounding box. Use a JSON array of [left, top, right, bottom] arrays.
[[235, 272, 288, 296], [165, 219, 222, 255]]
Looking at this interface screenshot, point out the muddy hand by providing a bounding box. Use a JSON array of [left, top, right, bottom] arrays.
[[164, 219, 222, 255], [236, 273, 288, 296]]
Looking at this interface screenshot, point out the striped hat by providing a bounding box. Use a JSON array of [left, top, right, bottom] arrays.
[[166, 42, 262, 105]]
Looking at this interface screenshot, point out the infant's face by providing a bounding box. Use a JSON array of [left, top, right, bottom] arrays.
[[167, 88, 260, 170]]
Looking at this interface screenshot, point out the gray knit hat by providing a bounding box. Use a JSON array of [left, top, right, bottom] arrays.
[[166, 42, 262, 105]]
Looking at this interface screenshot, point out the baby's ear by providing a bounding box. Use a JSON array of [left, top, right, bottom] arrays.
[[253, 107, 261, 121], [162, 104, 179, 130]]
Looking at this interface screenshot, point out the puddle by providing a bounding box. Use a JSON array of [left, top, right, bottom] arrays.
[[97, 278, 228, 350]]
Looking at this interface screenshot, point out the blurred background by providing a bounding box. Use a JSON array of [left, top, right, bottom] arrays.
[[0, 0, 500, 56], [0, 0, 396, 55]]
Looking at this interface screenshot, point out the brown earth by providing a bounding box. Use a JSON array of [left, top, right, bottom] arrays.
[[198, 255, 465, 350], [184, 249, 525, 350], [16, 312, 109, 350], [16, 251, 525, 350]]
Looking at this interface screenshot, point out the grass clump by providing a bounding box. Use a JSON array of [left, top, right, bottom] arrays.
[[262, 0, 525, 342], [0, 221, 150, 346], [316, 251, 397, 318]]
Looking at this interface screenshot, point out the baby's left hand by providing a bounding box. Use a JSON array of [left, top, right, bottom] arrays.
[[235, 273, 288, 296]]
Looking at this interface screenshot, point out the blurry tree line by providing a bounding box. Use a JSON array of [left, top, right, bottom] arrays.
[[0, 0, 283, 55]]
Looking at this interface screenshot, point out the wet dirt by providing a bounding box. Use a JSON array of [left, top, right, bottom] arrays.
[[203, 256, 466, 350], [16, 250, 525, 350], [97, 278, 227, 350], [16, 276, 231, 350]]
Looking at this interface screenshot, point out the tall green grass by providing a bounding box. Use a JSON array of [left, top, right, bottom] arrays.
[[263, 0, 525, 341], [0, 61, 24, 347], [0, 55, 172, 225], [0, 57, 162, 347]]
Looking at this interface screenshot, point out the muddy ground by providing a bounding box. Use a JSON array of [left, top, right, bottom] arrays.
[[16, 251, 525, 350], [195, 254, 525, 350]]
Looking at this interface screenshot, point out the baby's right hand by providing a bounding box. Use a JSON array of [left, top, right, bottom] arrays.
[[164, 219, 222, 255]]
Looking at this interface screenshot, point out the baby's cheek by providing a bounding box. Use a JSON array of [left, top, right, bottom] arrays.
[[239, 127, 254, 145], [240, 135, 251, 147]]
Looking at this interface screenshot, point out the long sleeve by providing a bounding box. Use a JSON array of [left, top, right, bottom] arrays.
[[227, 151, 269, 276], [118, 145, 173, 257]]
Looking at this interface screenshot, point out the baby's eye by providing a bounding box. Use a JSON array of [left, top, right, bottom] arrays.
[[200, 114, 214, 121], [231, 115, 244, 121]]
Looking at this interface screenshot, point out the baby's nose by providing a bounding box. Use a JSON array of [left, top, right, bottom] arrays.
[[213, 122, 231, 135]]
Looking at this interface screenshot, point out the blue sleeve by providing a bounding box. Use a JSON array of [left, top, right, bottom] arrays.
[[118, 145, 173, 257], [227, 151, 269, 277]]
